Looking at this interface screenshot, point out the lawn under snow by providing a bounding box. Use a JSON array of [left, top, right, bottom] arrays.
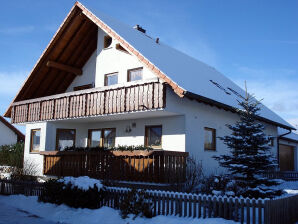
[[272, 181, 298, 195], [0, 195, 238, 224]]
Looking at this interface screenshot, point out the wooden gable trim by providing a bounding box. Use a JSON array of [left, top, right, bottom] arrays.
[[4, 5, 81, 117]]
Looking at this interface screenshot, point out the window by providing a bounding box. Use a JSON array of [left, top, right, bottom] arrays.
[[88, 128, 116, 148], [145, 125, 162, 149], [204, 127, 216, 151], [56, 129, 76, 151], [104, 35, 112, 48], [103, 129, 116, 148], [104, 73, 118, 86], [73, 84, 93, 91], [128, 68, 143, 82], [30, 129, 41, 152]]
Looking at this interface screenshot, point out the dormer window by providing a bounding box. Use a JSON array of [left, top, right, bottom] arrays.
[[105, 72, 118, 86], [128, 67, 143, 82], [104, 35, 112, 48]]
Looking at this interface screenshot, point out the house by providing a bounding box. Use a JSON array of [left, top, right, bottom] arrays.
[[4, 2, 295, 178], [0, 116, 24, 146], [278, 130, 298, 171]]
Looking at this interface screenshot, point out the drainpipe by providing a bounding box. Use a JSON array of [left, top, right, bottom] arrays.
[[277, 129, 292, 170]]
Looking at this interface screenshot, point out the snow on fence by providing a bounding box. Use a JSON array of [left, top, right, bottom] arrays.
[[104, 187, 266, 224], [0, 179, 297, 224], [262, 171, 298, 181]]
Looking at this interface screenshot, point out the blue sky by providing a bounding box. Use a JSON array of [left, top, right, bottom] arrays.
[[0, 0, 297, 132]]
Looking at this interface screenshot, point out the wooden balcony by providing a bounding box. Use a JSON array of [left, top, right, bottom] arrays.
[[41, 150, 189, 184], [11, 81, 166, 124]]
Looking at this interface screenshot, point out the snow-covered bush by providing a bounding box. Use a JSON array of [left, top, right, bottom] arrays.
[[119, 188, 153, 219], [39, 176, 106, 209], [198, 174, 239, 196]]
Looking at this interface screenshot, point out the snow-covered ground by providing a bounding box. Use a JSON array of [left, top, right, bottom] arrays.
[[0, 195, 238, 224], [273, 181, 298, 195]]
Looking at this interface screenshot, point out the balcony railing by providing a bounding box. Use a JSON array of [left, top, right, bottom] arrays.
[[11, 81, 166, 124], [41, 150, 189, 184]]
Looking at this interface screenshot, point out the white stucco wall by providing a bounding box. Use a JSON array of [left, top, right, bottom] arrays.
[[23, 122, 47, 176], [95, 29, 156, 88], [65, 50, 97, 92], [165, 87, 279, 173], [44, 115, 185, 151], [66, 28, 157, 93], [0, 121, 18, 146], [23, 115, 185, 176]]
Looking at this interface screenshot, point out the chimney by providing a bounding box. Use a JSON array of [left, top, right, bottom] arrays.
[[133, 25, 146, 34]]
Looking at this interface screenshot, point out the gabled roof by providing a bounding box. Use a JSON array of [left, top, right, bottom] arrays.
[[0, 116, 25, 142], [4, 2, 294, 130]]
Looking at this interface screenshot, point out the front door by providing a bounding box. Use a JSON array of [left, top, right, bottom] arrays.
[[279, 144, 295, 171]]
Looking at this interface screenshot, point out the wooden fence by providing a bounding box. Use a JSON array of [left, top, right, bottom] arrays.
[[11, 81, 166, 124], [41, 150, 189, 184], [0, 180, 43, 196], [262, 171, 298, 181], [105, 187, 267, 224], [264, 194, 298, 224], [0, 179, 297, 224]]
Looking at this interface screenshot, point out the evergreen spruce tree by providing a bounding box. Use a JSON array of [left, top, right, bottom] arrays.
[[214, 86, 281, 198]]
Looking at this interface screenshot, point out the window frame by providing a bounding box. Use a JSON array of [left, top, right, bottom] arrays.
[[55, 128, 76, 151], [30, 129, 41, 153], [127, 67, 143, 82], [145, 125, 162, 149], [204, 127, 216, 151], [104, 72, 118, 86], [88, 128, 116, 148]]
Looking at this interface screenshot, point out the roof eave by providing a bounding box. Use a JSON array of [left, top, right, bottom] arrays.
[[184, 91, 295, 131]]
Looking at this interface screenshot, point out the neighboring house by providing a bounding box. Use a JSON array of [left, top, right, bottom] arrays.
[[278, 130, 298, 171], [0, 116, 24, 146], [4, 2, 295, 176]]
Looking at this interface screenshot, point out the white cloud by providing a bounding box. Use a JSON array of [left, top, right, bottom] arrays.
[[233, 66, 298, 128], [0, 26, 34, 35], [0, 71, 28, 95]]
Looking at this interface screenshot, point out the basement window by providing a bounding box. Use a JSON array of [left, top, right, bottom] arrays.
[[104, 35, 112, 48], [204, 127, 216, 151]]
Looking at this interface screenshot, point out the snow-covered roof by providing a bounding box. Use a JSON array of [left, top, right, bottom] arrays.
[[4, 2, 294, 130], [82, 3, 293, 130], [278, 128, 298, 142]]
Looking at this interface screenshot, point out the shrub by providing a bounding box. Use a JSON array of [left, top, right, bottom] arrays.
[[119, 188, 153, 219], [10, 159, 39, 181], [63, 145, 153, 152], [0, 142, 24, 168], [39, 178, 106, 209]]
